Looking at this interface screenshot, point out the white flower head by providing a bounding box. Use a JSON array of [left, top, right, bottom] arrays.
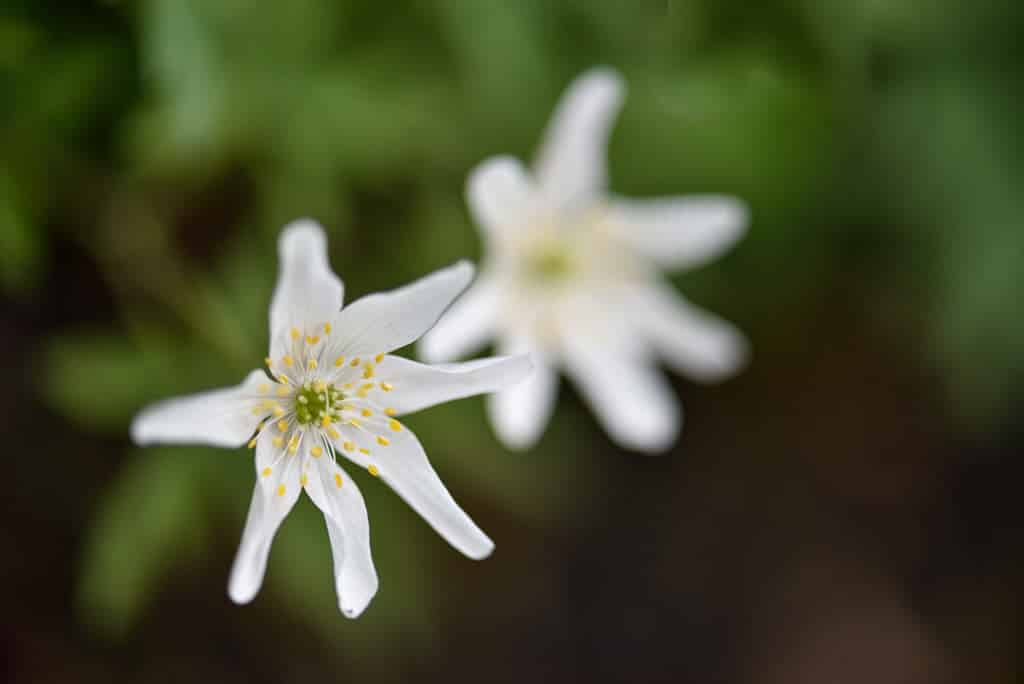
[[131, 220, 532, 618], [419, 67, 749, 453]]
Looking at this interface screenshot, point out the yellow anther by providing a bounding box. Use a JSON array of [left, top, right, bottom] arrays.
[[375, 353, 384, 363], [278, 374, 290, 384], [376, 436, 390, 446], [350, 357, 360, 367], [264, 357, 273, 367], [359, 448, 371, 455], [361, 408, 373, 417], [283, 355, 294, 366], [311, 446, 323, 458], [308, 358, 318, 369], [306, 335, 320, 345], [367, 464, 379, 476], [389, 419, 402, 432], [342, 441, 355, 452], [384, 407, 397, 416], [334, 473, 343, 488], [334, 356, 345, 367], [261, 467, 272, 477], [277, 420, 289, 432], [342, 383, 353, 389], [272, 436, 284, 448], [362, 365, 375, 379], [290, 328, 301, 340], [248, 438, 258, 449], [258, 384, 269, 394], [288, 444, 298, 455], [277, 484, 286, 497], [276, 386, 290, 397], [320, 415, 332, 428], [381, 383, 393, 392], [324, 323, 332, 334], [261, 399, 276, 409], [312, 381, 326, 393], [251, 407, 262, 415], [273, 406, 285, 418], [328, 427, 340, 440], [348, 418, 362, 428], [300, 474, 309, 487]]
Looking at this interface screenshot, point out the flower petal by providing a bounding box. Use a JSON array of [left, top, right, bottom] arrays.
[[269, 219, 344, 360], [130, 370, 268, 448], [335, 428, 493, 560], [534, 67, 625, 209], [228, 432, 302, 604], [326, 261, 474, 356], [486, 339, 557, 450], [562, 333, 680, 452], [466, 156, 536, 236], [374, 354, 532, 416], [416, 275, 500, 363], [630, 281, 749, 382], [302, 451, 378, 618], [606, 196, 749, 270]]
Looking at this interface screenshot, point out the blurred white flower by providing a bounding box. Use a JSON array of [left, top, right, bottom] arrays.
[[131, 220, 531, 618], [419, 67, 749, 452]]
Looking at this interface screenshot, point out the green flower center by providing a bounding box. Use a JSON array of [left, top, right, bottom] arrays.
[[527, 242, 574, 282], [294, 383, 344, 425]]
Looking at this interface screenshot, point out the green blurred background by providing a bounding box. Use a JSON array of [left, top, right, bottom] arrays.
[[2, 0, 1022, 681]]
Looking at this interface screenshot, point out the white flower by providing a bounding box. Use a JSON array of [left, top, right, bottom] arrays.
[[131, 220, 531, 618], [419, 67, 749, 453]]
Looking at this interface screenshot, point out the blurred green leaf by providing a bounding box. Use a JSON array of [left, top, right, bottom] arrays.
[[0, 169, 42, 291], [78, 447, 216, 637]]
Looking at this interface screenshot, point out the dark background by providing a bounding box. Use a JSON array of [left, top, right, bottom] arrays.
[[2, 1, 1022, 682]]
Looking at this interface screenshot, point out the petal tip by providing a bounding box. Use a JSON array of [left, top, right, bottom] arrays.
[[278, 218, 327, 258]]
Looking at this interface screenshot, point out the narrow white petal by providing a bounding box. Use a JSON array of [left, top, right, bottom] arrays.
[[466, 156, 536, 236], [326, 261, 474, 356], [607, 196, 749, 270], [130, 370, 267, 447], [563, 335, 680, 453], [335, 428, 493, 560], [269, 219, 344, 360], [631, 281, 749, 382], [228, 435, 302, 604], [375, 354, 532, 415], [486, 340, 557, 450], [303, 452, 378, 618], [417, 275, 500, 363], [534, 67, 625, 209]]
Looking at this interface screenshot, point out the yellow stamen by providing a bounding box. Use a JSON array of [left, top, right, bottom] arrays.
[[272, 406, 285, 417], [328, 427, 340, 440], [359, 447, 371, 455], [389, 419, 402, 432], [367, 464, 379, 476], [320, 415, 332, 428], [311, 446, 323, 458], [261, 467, 271, 477], [342, 441, 355, 452], [258, 384, 269, 394], [375, 353, 384, 363], [334, 473, 343, 488], [308, 358, 318, 369], [306, 335, 320, 345], [264, 357, 273, 367], [272, 436, 284, 448], [276, 420, 288, 432], [361, 408, 373, 417], [290, 328, 300, 340], [381, 383, 393, 392], [376, 436, 389, 446], [350, 357, 360, 367], [300, 474, 308, 487], [283, 355, 294, 366], [348, 418, 361, 428], [334, 356, 345, 367], [248, 438, 258, 449], [312, 381, 326, 393], [324, 323, 332, 334], [384, 407, 397, 416], [276, 386, 290, 397], [277, 484, 286, 496]]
